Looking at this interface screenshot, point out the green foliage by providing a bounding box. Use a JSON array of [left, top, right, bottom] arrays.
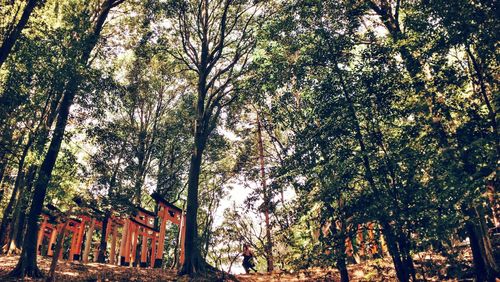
[[0, 0, 497, 279]]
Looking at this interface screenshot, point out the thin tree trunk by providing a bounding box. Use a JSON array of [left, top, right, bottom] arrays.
[[0, 164, 13, 219], [83, 219, 96, 263], [333, 59, 411, 282], [329, 222, 349, 282], [256, 113, 274, 272], [15, 165, 37, 249], [0, 0, 40, 68], [172, 231, 180, 269], [134, 139, 146, 205], [201, 205, 213, 260], [337, 247, 349, 282], [97, 212, 110, 263], [7, 170, 26, 254], [0, 136, 31, 251], [0, 157, 7, 190], [46, 207, 73, 282], [7, 164, 36, 254]]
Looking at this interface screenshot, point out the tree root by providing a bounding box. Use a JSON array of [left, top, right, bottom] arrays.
[[8, 261, 44, 278], [178, 260, 239, 281]]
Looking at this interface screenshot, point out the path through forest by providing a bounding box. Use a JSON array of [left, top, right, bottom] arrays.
[[0, 253, 474, 281]]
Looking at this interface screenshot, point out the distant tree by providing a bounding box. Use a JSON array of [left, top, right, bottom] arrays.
[[0, 0, 43, 68]]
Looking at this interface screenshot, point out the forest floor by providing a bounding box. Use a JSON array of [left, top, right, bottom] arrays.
[[0, 252, 475, 281]]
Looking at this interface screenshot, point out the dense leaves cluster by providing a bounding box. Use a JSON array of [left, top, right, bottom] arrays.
[[0, 0, 498, 281]]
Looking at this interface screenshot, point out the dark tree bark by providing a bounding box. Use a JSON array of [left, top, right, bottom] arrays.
[[256, 113, 274, 272], [327, 219, 350, 282], [180, 125, 208, 274], [0, 64, 65, 252], [8, 0, 124, 277], [9, 75, 78, 278], [7, 164, 36, 254], [465, 206, 500, 282], [6, 170, 27, 254], [16, 165, 37, 249], [337, 247, 349, 282], [0, 0, 41, 68], [97, 212, 110, 263], [381, 223, 410, 282]]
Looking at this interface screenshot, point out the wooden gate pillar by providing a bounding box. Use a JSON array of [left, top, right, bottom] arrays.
[[119, 219, 129, 266], [140, 232, 148, 267], [83, 218, 96, 263], [154, 208, 167, 268], [37, 216, 47, 255]]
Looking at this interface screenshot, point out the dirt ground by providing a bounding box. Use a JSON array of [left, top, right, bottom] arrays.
[[0, 254, 472, 281]]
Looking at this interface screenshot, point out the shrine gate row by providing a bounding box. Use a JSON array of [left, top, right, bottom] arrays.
[[36, 192, 185, 268]]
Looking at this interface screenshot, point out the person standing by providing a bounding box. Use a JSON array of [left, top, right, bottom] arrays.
[[242, 244, 257, 274]]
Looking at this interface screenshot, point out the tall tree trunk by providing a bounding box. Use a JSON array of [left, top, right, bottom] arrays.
[[256, 113, 274, 272], [0, 46, 65, 252], [7, 164, 36, 254], [7, 170, 26, 254], [0, 136, 31, 251], [16, 165, 37, 248], [398, 232, 416, 281], [0, 156, 7, 190], [329, 221, 349, 282], [0, 163, 13, 216], [0, 0, 40, 68], [97, 212, 110, 263], [179, 124, 207, 275], [381, 222, 410, 282], [134, 133, 146, 205], [97, 149, 122, 263], [8, 74, 79, 278], [6, 92, 65, 253], [337, 250, 349, 282]]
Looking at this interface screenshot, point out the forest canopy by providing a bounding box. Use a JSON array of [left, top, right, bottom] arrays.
[[0, 0, 498, 281]]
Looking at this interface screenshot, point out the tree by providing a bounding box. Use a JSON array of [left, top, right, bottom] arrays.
[[165, 0, 262, 275], [0, 0, 43, 68], [9, 0, 125, 277], [360, 1, 499, 279]]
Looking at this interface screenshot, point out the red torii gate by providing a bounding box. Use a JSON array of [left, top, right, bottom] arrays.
[[151, 192, 185, 268], [36, 193, 185, 269], [37, 210, 100, 260], [119, 193, 186, 268]]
